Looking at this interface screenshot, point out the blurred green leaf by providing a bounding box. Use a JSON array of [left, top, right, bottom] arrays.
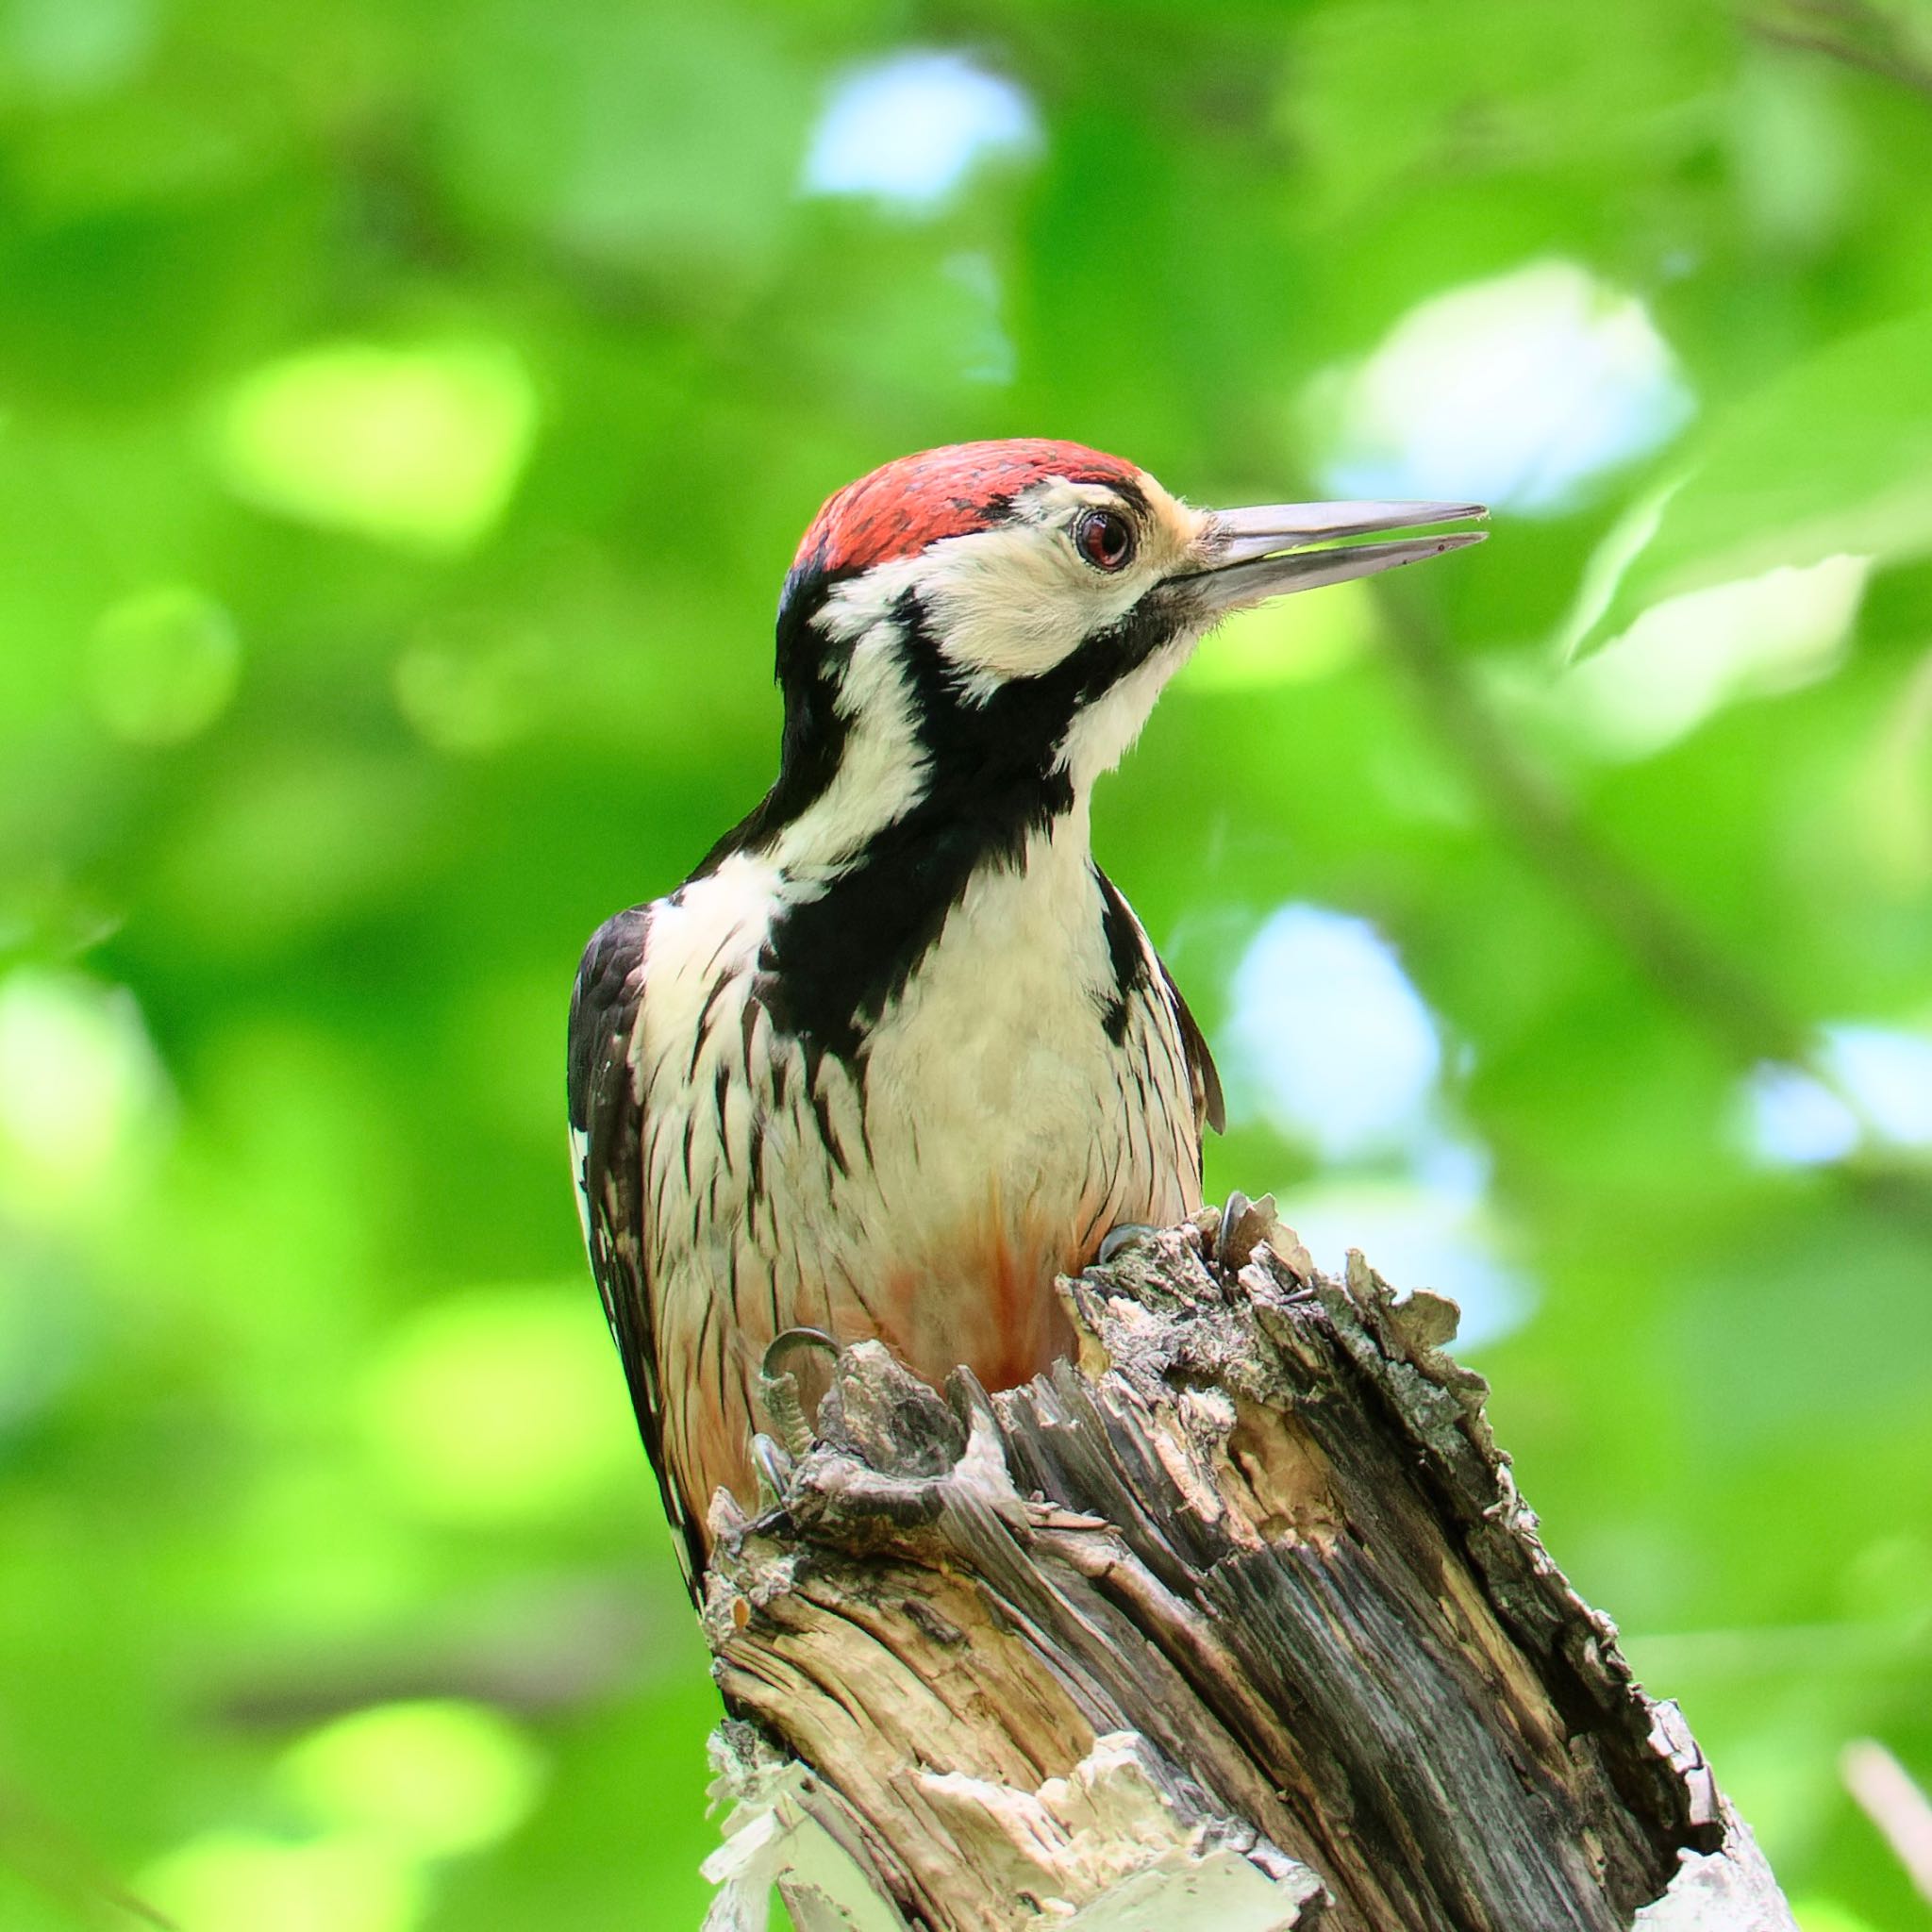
[[1575, 308, 1932, 651], [213, 340, 539, 554]]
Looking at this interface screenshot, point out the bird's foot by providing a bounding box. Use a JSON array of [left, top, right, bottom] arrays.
[[1209, 1191, 1284, 1274], [757, 1324, 840, 1459], [749, 1431, 794, 1510], [1096, 1222, 1159, 1265], [1096, 1199, 1285, 1275]]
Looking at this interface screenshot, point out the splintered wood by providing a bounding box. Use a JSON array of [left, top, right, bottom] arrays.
[[696, 1211, 1794, 1932]]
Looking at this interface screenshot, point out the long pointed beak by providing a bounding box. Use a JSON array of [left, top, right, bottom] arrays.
[[1175, 499, 1487, 618]]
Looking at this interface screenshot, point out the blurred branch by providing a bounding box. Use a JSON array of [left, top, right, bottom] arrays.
[[208, 1576, 679, 1729], [1841, 1739, 1932, 1905], [1745, 0, 1932, 107], [698, 1211, 1794, 1931], [1374, 590, 1810, 1070], [0, 1774, 176, 1930], [1629, 1619, 1932, 1681]]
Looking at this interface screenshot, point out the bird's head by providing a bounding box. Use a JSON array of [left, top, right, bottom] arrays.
[[755, 440, 1482, 859]]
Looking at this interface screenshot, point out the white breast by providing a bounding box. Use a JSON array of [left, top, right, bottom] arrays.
[[631, 819, 1200, 1520], [860, 814, 1158, 1234]]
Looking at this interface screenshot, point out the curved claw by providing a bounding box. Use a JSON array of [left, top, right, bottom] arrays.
[[1096, 1223, 1158, 1266], [761, 1324, 841, 1377], [1215, 1191, 1252, 1270], [758, 1325, 840, 1459], [750, 1431, 794, 1508]]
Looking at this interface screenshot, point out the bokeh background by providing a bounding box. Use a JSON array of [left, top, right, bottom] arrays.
[[3, 0, 1931, 1925]]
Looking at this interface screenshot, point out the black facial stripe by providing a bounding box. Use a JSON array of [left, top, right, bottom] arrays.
[[752, 584, 1186, 1061], [693, 569, 1188, 1067], [746, 590, 1074, 1066], [691, 565, 859, 874], [1035, 575, 1187, 713]]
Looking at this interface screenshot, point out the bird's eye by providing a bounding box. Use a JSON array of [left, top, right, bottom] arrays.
[[1075, 508, 1135, 573]]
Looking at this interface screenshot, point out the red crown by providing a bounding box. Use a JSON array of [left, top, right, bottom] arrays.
[[793, 440, 1141, 580]]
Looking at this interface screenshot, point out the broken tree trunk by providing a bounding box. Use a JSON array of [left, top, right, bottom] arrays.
[[695, 1205, 1794, 1932]]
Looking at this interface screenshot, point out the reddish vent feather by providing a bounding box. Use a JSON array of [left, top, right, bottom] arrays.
[[793, 439, 1142, 579]]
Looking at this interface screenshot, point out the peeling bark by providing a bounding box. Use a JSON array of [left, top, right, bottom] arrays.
[[695, 1207, 1794, 1932]]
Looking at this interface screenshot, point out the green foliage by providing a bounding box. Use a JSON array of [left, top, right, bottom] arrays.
[[1580, 308, 1932, 645], [1, 0, 1930, 1925]]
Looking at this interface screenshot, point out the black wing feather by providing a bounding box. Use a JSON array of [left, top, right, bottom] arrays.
[[1092, 859, 1224, 1136], [1158, 956, 1225, 1137], [567, 906, 707, 1597]]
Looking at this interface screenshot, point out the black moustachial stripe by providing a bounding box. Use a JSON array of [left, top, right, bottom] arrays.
[[723, 578, 1190, 1064]]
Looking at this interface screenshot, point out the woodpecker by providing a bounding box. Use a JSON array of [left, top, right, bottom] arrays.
[[568, 440, 1482, 1589]]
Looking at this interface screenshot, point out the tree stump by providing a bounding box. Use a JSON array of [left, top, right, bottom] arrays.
[[694, 1205, 1794, 1932]]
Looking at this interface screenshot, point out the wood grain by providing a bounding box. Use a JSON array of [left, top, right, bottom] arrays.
[[697, 1208, 1794, 1932]]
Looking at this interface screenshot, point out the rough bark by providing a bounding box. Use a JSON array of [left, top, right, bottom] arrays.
[[694, 1203, 1794, 1932]]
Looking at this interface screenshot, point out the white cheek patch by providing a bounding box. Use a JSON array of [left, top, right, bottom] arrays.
[[919, 520, 1137, 690], [811, 471, 1209, 760], [914, 475, 1206, 699], [817, 530, 1106, 705]]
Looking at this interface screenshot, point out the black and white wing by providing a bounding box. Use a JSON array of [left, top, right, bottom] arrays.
[[1158, 956, 1225, 1138], [567, 905, 705, 1596], [1093, 859, 1224, 1141]]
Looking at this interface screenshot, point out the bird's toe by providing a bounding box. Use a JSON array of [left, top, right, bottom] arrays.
[[1096, 1222, 1159, 1266]]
